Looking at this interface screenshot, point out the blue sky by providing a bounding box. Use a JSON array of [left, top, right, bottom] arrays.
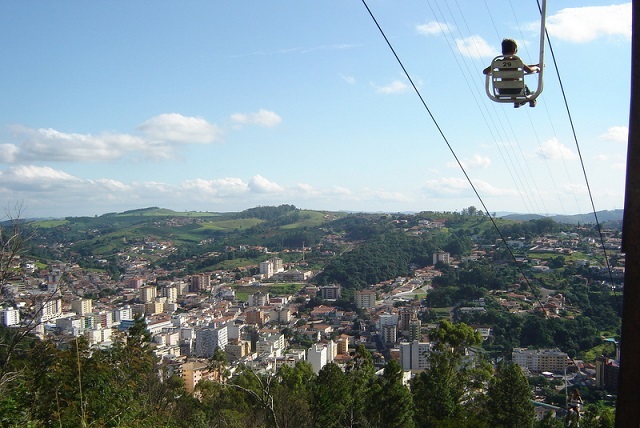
[[0, 1, 631, 218]]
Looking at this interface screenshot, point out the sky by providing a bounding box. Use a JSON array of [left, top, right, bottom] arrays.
[[0, 1, 631, 218]]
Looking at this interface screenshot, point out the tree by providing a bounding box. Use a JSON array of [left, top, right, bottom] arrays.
[[411, 321, 487, 426], [369, 360, 415, 427], [311, 363, 351, 428], [486, 363, 535, 428], [273, 362, 314, 428]]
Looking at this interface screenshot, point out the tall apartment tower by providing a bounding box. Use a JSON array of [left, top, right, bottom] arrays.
[[355, 290, 377, 309], [36, 297, 63, 322], [140, 285, 157, 303], [408, 316, 422, 342], [71, 298, 93, 316], [190, 274, 210, 293], [433, 251, 451, 265]]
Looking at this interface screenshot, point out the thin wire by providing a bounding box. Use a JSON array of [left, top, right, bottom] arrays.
[[428, 0, 540, 213], [361, 0, 547, 314], [534, 0, 620, 310]]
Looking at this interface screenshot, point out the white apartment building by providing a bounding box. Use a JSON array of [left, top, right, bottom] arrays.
[[259, 257, 284, 278], [400, 340, 432, 372], [308, 343, 328, 374], [194, 324, 228, 358], [36, 297, 63, 322], [113, 306, 133, 324], [512, 348, 569, 373], [1, 308, 20, 326], [377, 313, 399, 331]]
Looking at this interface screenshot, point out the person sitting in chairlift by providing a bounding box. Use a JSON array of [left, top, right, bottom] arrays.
[[483, 38, 540, 108]]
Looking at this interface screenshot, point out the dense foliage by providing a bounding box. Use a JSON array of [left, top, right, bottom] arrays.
[[1, 322, 590, 428]]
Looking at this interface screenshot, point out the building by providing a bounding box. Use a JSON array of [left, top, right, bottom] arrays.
[[355, 290, 377, 309], [245, 309, 268, 326], [194, 324, 228, 358], [36, 296, 63, 322], [71, 298, 93, 316], [260, 257, 284, 278], [377, 313, 399, 331], [512, 348, 568, 373], [140, 286, 157, 303], [319, 284, 341, 300], [307, 341, 336, 374], [162, 285, 179, 303], [271, 269, 312, 282], [181, 361, 221, 393], [307, 343, 328, 374], [269, 306, 291, 324], [248, 292, 269, 307], [259, 261, 274, 278], [408, 317, 422, 342], [433, 251, 451, 265], [381, 324, 397, 344], [595, 356, 620, 393], [190, 274, 211, 293], [225, 340, 252, 362], [113, 306, 133, 324], [400, 340, 432, 372], [1, 308, 20, 327]]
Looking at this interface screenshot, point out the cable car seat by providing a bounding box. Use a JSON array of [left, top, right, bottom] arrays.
[[485, 55, 539, 103]]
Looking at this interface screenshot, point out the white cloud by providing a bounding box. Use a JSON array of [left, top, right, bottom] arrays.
[[230, 109, 282, 128], [455, 35, 496, 59], [374, 80, 409, 94], [0, 144, 19, 162], [248, 175, 284, 193], [374, 190, 410, 202], [339, 74, 356, 85], [137, 113, 222, 144], [416, 21, 453, 36], [599, 126, 628, 143], [536, 138, 577, 161], [0, 165, 81, 191], [182, 177, 249, 196], [6, 113, 223, 163], [545, 3, 631, 43], [330, 186, 352, 196], [9, 125, 147, 162], [447, 154, 491, 169], [423, 176, 517, 197], [424, 177, 470, 195]]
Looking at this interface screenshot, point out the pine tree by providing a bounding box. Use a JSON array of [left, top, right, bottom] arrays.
[[486, 363, 535, 428]]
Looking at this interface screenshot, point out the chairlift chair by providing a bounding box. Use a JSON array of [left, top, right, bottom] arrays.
[[485, 0, 547, 104]]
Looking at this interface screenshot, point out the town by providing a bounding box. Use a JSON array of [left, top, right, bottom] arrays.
[[0, 206, 623, 426]]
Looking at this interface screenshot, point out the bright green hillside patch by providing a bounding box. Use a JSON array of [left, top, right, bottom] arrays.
[[113, 207, 224, 218], [200, 218, 264, 231], [33, 219, 69, 228], [280, 210, 342, 229]]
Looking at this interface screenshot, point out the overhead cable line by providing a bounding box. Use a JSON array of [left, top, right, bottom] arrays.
[[425, 0, 541, 214], [534, 0, 620, 309], [361, 0, 547, 315]]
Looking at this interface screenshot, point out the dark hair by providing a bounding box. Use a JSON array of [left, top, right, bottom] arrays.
[[501, 38, 518, 55]]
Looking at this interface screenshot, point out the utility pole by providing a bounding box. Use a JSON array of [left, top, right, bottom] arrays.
[[616, 0, 640, 426]]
